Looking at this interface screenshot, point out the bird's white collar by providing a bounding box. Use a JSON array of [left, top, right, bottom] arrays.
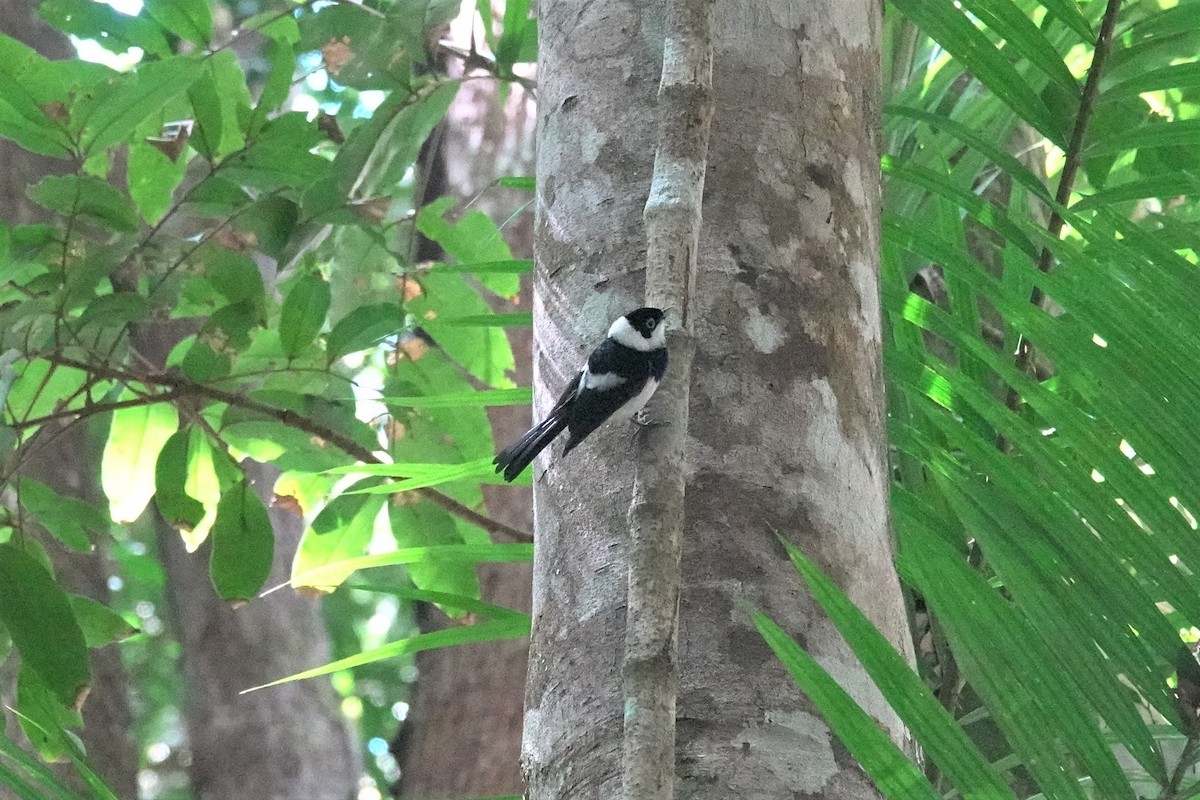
[[608, 315, 665, 352]]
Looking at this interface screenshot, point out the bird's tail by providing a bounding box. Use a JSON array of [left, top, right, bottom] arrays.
[[493, 411, 569, 482]]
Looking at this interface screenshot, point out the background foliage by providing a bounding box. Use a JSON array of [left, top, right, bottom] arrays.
[[4, 0, 1200, 799], [0, 0, 534, 796], [767, 1, 1200, 798]]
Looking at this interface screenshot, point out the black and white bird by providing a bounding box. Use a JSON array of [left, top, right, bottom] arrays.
[[493, 307, 668, 482]]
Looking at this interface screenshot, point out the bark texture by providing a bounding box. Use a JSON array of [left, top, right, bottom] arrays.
[[158, 463, 362, 800], [622, 0, 713, 797], [525, 1, 911, 798]]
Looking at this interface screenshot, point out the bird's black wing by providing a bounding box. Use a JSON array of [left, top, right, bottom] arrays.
[[564, 338, 649, 450], [492, 371, 581, 482]]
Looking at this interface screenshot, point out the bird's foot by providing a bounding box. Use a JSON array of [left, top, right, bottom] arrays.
[[631, 411, 664, 428]]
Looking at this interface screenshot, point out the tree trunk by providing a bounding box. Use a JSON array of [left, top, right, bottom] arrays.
[[158, 463, 363, 800], [0, 6, 139, 796], [394, 64, 536, 797], [524, 1, 911, 798]]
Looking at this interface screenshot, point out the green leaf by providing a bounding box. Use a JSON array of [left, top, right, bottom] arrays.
[[5, 362, 89, 426], [349, 583, 529, 623], [495, 176, 534, 191], [154, 429, 207, 538], [77, 292, 148, 329], [778, 539, 1016, 798], [0, 719, 83, 798], [407, 271, 516, 388], [76, 56, 205, 155], [16, 666, 81, 762], [336, 458, 500, 493], [416, 197, 520, 297], [0, 34, 74, 156], [279, 274, 332, 358], [247, 14, 300, 131], [428, 259, 532, 276], [424, 312, 533, 328], [291, 478, 387, 591], [220, 417, 347, 473], [68, 595, 138, 648], [186, 175, 253, 217], [182, 428, 222, 550], [40, 0, 173, 57], [297, 2, 422, 91], [887, 0, 1065, 144], [17, 479, 108, 553], [234, 195, 299, 260], [203, 247, 266, 308], [495, 0, 531, 68], [755, 613, 942, 800], [383, 387, 532, 408], [289, 542, 532, 588], [180, 336, 230, 382], [27, 175, 138, 232], [244, 617, 529, 692], [239, 387, 375, 449], [221, 113, 327, 190], [188, 50, 251, 160], [956, 0, 1078, 96], [101, 396, 179, 523], [390, 501, 479, 604], [209, 481, 274, 602], [181, 301, 260, 381], [326, 302, 406, 361], [0, 543, 90, 710], [143, 0, 213, 47], [320, 81, 459, 216]]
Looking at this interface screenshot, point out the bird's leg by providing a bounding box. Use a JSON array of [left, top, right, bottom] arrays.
[[631, 409, 665, 428]]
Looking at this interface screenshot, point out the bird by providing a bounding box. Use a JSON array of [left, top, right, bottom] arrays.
[[493, 307, 668, 482]]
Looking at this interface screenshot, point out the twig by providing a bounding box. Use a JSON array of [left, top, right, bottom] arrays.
[[435, 42, 538, 93], [40, 354, 533, 544], [621, 0, 714, 798], [1163, 733, 1200, 799], [8, 388, 185, 432], [1008, 0, 1123, 402]]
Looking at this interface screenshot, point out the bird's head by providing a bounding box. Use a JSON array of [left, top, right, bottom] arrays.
[[609, 307, 666, 351]]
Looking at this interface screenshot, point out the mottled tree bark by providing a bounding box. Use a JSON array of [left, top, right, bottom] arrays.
[[525, 1, 912, 798], [394, 67, 536, 798]]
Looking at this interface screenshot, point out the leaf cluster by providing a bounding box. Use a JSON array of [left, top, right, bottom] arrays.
[[0, 0, 535, 780], [768, 1, 1200, 798]]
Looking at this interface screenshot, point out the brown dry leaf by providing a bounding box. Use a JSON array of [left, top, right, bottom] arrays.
[[385, 419, 407, 441], [390, 491, 420, 507], [273, 493, 304, 517], [393, 274, 423, 301], [322, 36, 354, 74], [212, 227, 257, 251], [146, 120, 193, 161], [317, 111, 345, 144], [351, 196, 392, 223], [41, 101, 69, 124], [399, 336, 428, 361]]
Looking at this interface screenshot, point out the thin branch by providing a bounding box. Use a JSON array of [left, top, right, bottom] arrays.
[[9, 388, 185, 432], [435, 42, 538, 94], [40, 355, 532, 544], [1009, 0, 1123, 396], [1164, 733, 1200, 799], [622, 0, 714, 798]]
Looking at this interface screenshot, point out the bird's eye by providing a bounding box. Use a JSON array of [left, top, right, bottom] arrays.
[[646, 319, 656, 330]]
